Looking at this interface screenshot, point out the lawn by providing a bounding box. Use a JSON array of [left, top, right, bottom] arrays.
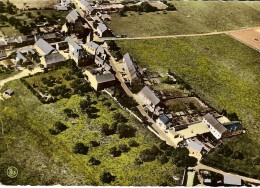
[[115, 34, 260, 178], [109, 1, 260, 37], [0, 79, 182, 185]]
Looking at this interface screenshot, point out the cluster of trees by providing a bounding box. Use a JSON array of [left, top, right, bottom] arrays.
[[221, 110, 239, 121], [49, 121, 68, 135], [80, 96, 100, 118], [0, 1, 18, 14], [217, 144, 244, 160], [101, 122, 136, 138], [109, 144, 131, 157], [113, 87, 138, 109], [119, 2, 159, 16], [135, 142, 197, 167], [63, 108, 79, 118]]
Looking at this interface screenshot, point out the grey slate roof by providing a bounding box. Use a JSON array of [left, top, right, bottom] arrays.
[[97, 23, 108, 33], [123, 53, 138, 81], [65, 37, 82, 50], [224, 175, 242, 185], [139, 86, 160, 106], [18, 47, 35, 54], [66, 9, 80, 23], [16, 52, 27, 63], [35, 38, 55, 55], [5, 89, 14, 95], [43, 53, 66, 65], [96, 73, 115, 83], [204, 113, 227, 134], [86, 41, 99, 51]]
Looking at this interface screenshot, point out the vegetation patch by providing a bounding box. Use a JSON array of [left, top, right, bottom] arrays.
[[109, 2, 260, 37], [115, 34, 260, 178]]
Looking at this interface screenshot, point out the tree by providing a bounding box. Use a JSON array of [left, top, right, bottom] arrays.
[[158, 154, 169, 164], [129, 139, 139, 147], [119, 144, 130, 153], [89, 157, 101, 165], [80, 96, 92, 112], [113, 113, 127, 123], [107, 40, 118, 51], [89, 140, 100, 147], [109, 146, 121, 157], [218, 145, 233, 157], [117, 123, 136, 138], [139, 145, 162, 162], [73, 143, 89, 155], [253, 156, 260, 165], [49, 121, 68, 135], [231, 151, 244, 160], [134, 158, 143, 165], [100, 171, 116, 184]]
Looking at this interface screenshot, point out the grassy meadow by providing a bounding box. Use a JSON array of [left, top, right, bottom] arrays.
[[115, 34, 260, 178], [109, 1, 260, 37], [0, 79, 182, 185]]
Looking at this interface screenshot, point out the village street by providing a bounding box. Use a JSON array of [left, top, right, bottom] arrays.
[[195, 162, 260, 185]]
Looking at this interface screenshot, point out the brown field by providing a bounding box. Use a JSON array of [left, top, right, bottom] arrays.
[[227, 27, 260, 51], [2, 0, 60, 9]]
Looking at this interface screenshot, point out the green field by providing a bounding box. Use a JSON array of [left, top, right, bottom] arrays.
[[115, 34, 260, 178], [109, 2, 260, 37], [0, 79, 182, 185]]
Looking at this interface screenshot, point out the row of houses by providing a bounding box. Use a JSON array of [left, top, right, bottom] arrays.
[[0, 33, 63, 50]]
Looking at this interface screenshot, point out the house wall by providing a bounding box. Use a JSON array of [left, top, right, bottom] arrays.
[[84, 70, 98, 90], [156, 118, 167, 131], [203, 119, 222, 140], [188, 147, 202, 159]]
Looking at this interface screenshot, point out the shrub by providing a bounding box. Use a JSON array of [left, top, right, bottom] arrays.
[[129, 139, 139, 147], [73, 143, 89, 155], [89, 157, 101, 166], [49, 121, 68, 135], [119, 144, 130, 153], [117, 123, 136, 139], [89, 141, 100, 147], [100, 171, 116, 184], [109, 146, 121, 157]]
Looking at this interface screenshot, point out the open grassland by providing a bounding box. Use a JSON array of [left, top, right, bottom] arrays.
[[0, 79, 181, 185], [115, 34, 260, 178], [109, 2, 260, 37], [2, 0, 60, 9]]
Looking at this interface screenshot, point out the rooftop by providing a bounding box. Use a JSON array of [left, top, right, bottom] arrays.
[[224, 175, 242, 185], [139, 86, 160, 106], [204, 113, 227, 134], [35, 38, 55, 55], [43, 53, 66, 65]]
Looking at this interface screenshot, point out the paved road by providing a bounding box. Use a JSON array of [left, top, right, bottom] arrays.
[[106, 27, 260, 41], [195, 162, 260, 184]]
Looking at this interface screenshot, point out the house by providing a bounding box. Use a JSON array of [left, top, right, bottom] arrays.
[[122, 53, 142, 84], [61, 0, 71, 7], [13, 51, 30, 66], [0, 40, 7, 50], [84, 68, 116, 91], [84, 41, 106, 59], [96, 23, 113, 37], [65, 37, 94, 66], [0, 50, 7, 60], [35, 33, 62, 43], [16, 35, 35, 46], [55, 5, 68, 11], [223, 175, 242, 186], [34, 38, 56, 56], [66, 9, 81, 23], [138, 86, 160, 112], [187, 139, 205, 159], [0, 59, 14, 68], [18, 47, 35, 55], [41, 52, 66, 68], [76, 0, 97, 16], [203, 113, 228, 140], [4, 89, 14, 96], [156, 114, 172, 131]]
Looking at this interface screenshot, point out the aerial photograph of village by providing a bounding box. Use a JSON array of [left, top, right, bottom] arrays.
[[0, 0, 259, 186]]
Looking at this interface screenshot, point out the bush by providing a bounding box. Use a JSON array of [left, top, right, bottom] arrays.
[[158, 154, 169, 164], [217, 145, 233, 157], [117, 123, 136, 139], [231, 151, 244, 160], [110, 146, 121, 157], [119, 144, 130, 153], [89, 140, 100, 147], [89, 157, 101, 166], [49, 121, 68, 135], [139, 145, 162, 162], [101, 123, 117, 136], [129, 139, 139, 147], [100, 171, 116, 184], [134, 158, 143, 165], [73, 143, 89, 155], [113, 113, 127, 123]]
